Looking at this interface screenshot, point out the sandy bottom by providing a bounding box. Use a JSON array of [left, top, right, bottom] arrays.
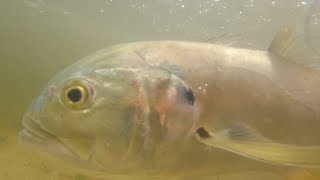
[[0, 127, 115, 180], [0, 126, 313, 180]]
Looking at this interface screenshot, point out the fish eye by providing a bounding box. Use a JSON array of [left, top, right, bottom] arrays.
[[61, 80, 92, 109]]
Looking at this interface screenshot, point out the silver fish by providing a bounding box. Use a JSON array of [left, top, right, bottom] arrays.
[[19, 24, 320, 175]]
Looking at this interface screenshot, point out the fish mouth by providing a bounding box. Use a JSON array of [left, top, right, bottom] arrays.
[[19, 115, 81, 161]]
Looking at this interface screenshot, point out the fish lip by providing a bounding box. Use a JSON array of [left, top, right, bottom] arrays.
[[20, 114, 54, 142], [19, 115, 81, 161]]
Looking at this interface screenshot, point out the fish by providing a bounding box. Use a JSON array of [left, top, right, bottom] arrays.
[[19, 23, 320, 177]]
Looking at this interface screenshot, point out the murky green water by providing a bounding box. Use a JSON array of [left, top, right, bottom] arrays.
[[1, 0, 320, 179]]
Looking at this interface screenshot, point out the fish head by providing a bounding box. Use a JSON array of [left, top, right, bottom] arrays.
[[20, 72, 137, 169], [19, 45, 199, 172]]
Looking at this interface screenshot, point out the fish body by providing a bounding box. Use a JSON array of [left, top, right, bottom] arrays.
[[132, 41, 320, 145], [19, 28, 320, 175]]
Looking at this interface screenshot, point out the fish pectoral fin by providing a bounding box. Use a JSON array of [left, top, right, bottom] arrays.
[[195, 123, 320, 168], [196, 123, 271, 143], [215, 123, 270, 142]]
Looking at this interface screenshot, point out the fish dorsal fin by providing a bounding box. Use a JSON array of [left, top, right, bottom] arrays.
[[206, 33, 242, 47], [269, 23, 320, 69]]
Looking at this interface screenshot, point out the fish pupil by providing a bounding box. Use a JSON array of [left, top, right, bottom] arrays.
[[67, 88, 82, 103]]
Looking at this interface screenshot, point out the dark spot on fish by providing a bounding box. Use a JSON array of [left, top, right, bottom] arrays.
[[185, 88, 195, 105], [182, 87, 195, 105], [67, 88, 82, 103], [196, 127, 211, 138]]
